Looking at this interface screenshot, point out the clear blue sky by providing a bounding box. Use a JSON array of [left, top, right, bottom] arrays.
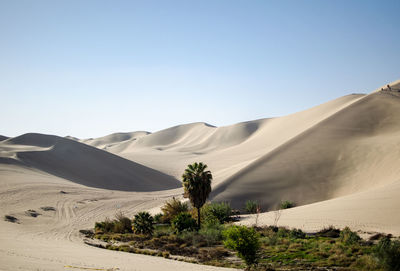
[[1, 0, 399, 138]]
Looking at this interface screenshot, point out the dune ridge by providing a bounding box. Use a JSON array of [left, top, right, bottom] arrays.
[[2, 79, 400, 270], [212, 91, 400, 209], [98, 94, 365, 183], [0, 133, 180, 191]]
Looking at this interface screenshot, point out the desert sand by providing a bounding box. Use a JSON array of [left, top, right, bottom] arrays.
[[1, 80, 400, 270]]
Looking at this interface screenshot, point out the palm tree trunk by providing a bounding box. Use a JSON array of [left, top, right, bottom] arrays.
[[197, 207, 201, 230]]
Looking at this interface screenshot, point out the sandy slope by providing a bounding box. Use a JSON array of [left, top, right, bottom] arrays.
[[239, 179, 400, 236], [2, 80, 400, 270], [0, 165, 233, 271], [0, 133, 180, 191], [212, 91, 400, 209], [106, 94, 365, 184]]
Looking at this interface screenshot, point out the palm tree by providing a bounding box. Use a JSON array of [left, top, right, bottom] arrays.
[[182, 162, 212, 229]]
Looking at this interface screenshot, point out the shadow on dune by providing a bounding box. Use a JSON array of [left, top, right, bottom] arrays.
[[211, 92, 400, 210], [4, 133, 181, 192]]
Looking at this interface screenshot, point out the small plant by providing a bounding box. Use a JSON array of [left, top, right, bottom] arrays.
[[272, 209, 282, 227], [223, 225, 261, 269], [375, 236, 400, 271], [114, 212, 133, 233], [339, 227, 360, 245], [245, 200, 259, 214], [4, 215, 19, 223], [25, 209, 41, 217], [279, 200, 295, 209], [132, 211, 154, 235], [289, 228, 306, 239], [316, 226, 341, 238], [171, 212, 197, 233], [94, 217, 114, 233], [199, 220, 224, 246], [40, 206, 56, 211], [202, 202, 232, 224], [153, 213, 163, 224], [161, 197, 189, 223]]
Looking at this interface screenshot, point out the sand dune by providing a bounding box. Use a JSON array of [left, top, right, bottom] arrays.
[[0, 165, 230, 271], [212, 91, 400, 209], [2, 80, 400, 270], [0, 135, 8, 141], [82, 131, 150, 150], [0, 133, 180, 191], [103, 94, 365, 184]]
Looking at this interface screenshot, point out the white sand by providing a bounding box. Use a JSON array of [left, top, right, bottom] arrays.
[[1, 79, 400, 270]]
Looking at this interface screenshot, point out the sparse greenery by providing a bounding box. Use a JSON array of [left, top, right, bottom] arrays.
[[202, 202, 232, 224], [316, 226, 341, 238], [40, 206, 56, 211], [88, 201, 397, 271], [94, 213, 133, 234], [375, 236, 400, 270], [339, 227, 361, 245], [182, 162, 212, 229], [25, 209, 41, 217], [199, 220, 224, 246], [279, 200, 295, 209], [153, 213, 163, 224], [245, 200, 259, 214], [160, 197, 189, 223], [4, 215, 18, 223], [223, 225, 261, 269], [171, 212, 197, 233], [132, 211, 154, 235]]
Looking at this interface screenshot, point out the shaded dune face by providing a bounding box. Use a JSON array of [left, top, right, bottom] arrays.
[[211, 92, 400, 210], [1, 133, 181, 191]]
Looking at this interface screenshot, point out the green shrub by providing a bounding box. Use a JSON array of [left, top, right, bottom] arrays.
[[339, 227, 360, 245], [223, 225, 261, 268], [350, 255, 380, 271], [245, 200, 259, 214], [199, 221, 224, 246], [316, 226, 341, 238], [114, 212, 133, 233], [4, 215, 19, 223], [161, 197, 189, 223], [290, 228, 306, 239], [375, 237, 400, 271], [132, 211, 154, 235], [94, 218, 114, 233], [202, 202, 232, 224], [279, 200, 295, 209], [171, 212, 197, 233], [153, 213, 163, 224], [153, 224, 173, 237], [277, 227, 290, 238]]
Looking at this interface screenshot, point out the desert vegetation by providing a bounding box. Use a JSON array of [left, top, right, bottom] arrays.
[[85, 210, 400, 270], [84, 164, 400, 270]]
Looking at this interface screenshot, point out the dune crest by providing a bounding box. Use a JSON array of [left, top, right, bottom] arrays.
[[0, 133, 180, 191], [212, 91, 400, 209]]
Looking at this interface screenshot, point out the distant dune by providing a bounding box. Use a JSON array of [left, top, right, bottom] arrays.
[[0, 135, 8, 141], [103, 94, 365, 183], [0, 133, 180, 191], [82, 131, 150, 150]]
